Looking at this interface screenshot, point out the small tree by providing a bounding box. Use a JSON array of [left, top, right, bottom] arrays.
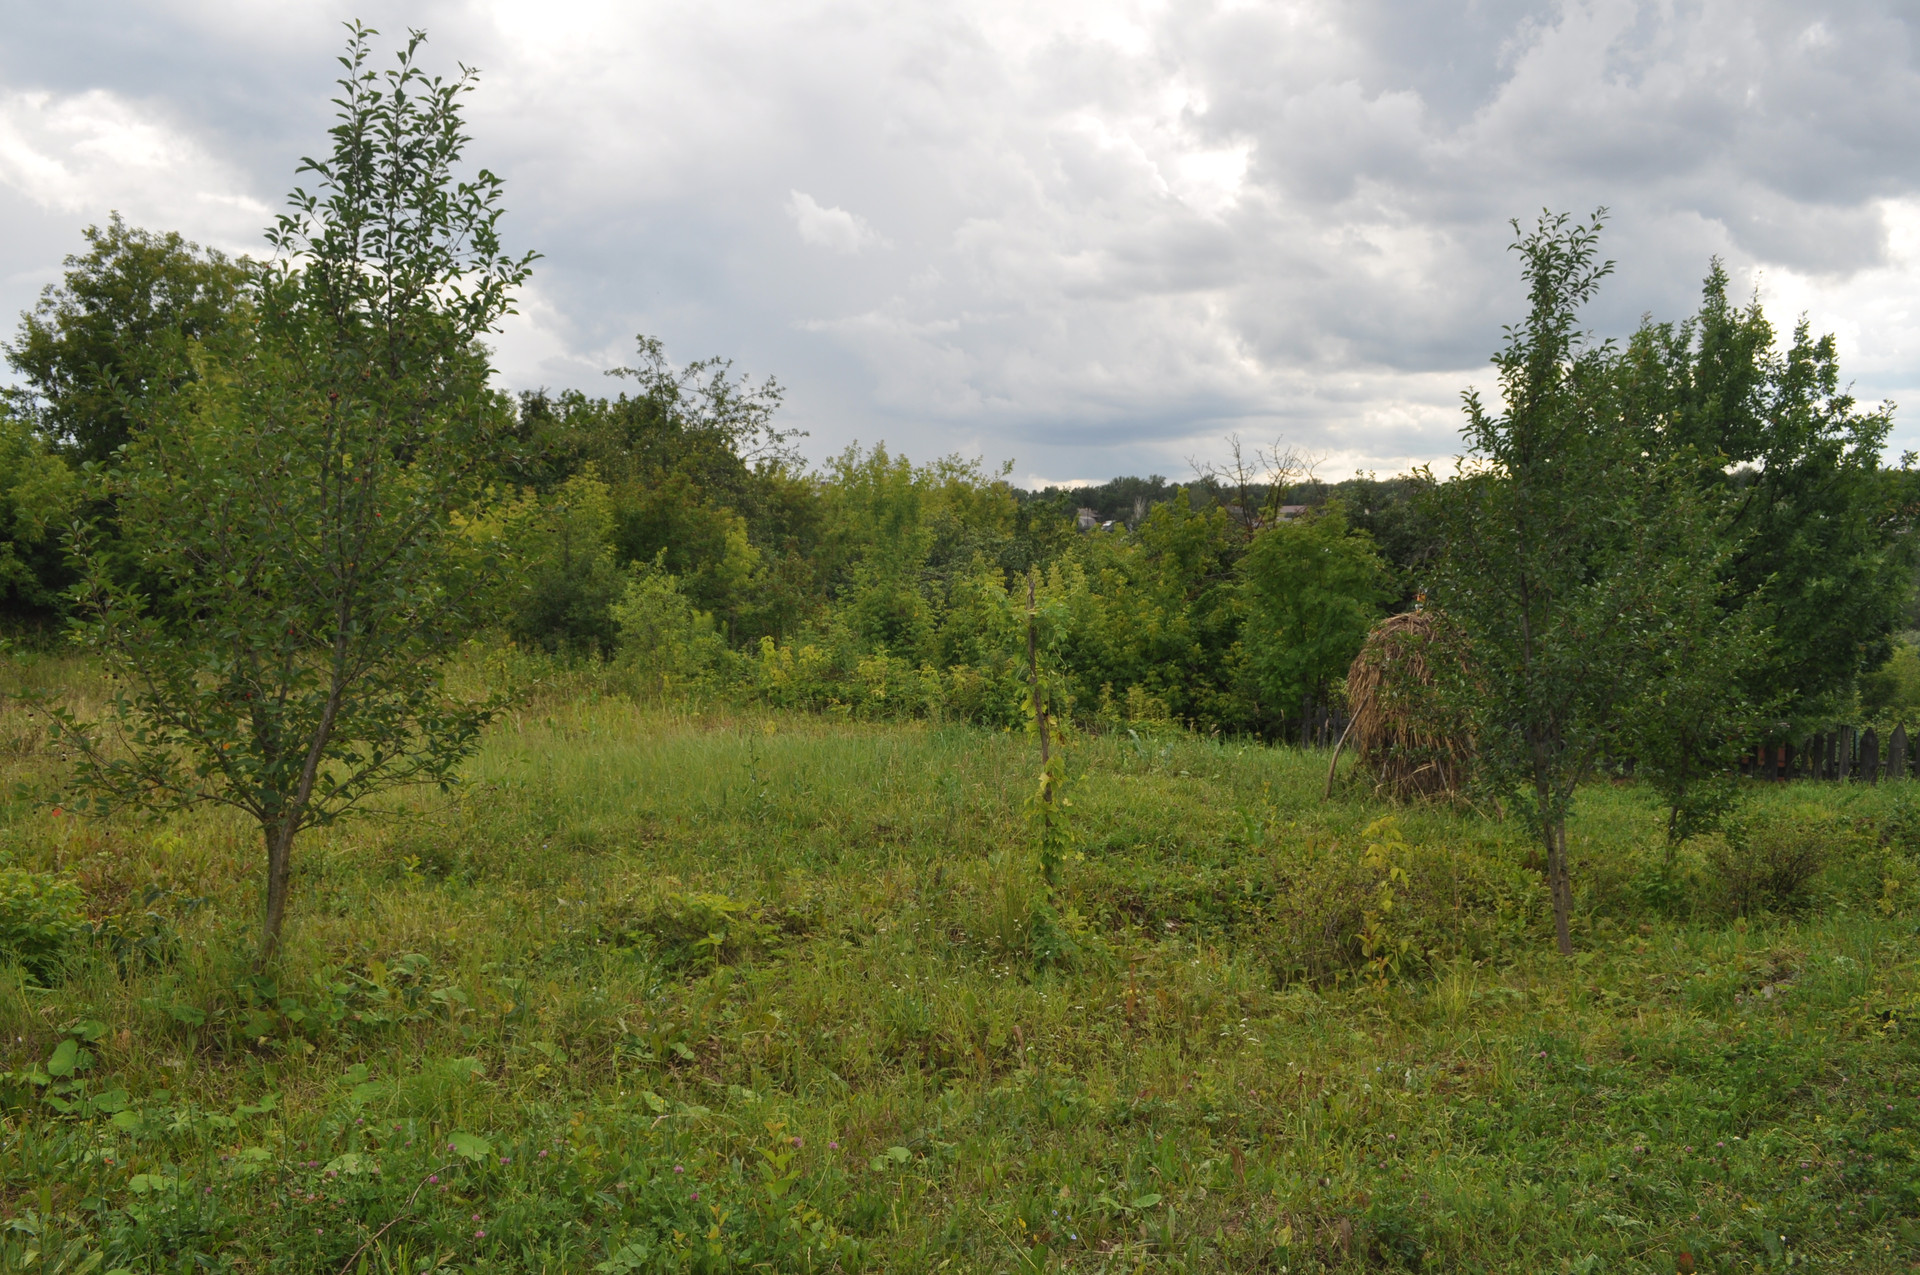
[[53, 24, 535, 960], [1237, 503, 1392, 734], [1431, 210, 1718, 955]]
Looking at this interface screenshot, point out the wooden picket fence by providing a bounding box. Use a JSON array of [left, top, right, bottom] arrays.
[[1740, 725, 1914, 782]]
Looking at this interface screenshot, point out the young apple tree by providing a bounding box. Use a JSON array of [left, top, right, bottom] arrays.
[[54, 25, 535, 960]]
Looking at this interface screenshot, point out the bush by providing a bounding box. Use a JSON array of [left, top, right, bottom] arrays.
[[0, 867, 85, 977], [613, 563, 730, 694], [1265, 818, 1538, 985], [1710, 807, 1862, 915]]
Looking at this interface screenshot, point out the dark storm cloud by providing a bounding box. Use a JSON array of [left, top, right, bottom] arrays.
[[1, 0, 1916, 480]]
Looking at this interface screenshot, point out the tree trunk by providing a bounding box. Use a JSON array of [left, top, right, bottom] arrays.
[[260, 820, 297, 964], [1546, 818, 1573, 956]]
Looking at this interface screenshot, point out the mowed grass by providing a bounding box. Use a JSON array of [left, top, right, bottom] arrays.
[[1, 655, 1917, 1273]]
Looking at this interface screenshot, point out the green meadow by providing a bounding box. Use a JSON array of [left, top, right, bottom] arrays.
[[1, 656, 1917, 1273]]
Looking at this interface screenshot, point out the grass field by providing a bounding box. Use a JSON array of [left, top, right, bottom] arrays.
[[1, 656, 1918, 1273]]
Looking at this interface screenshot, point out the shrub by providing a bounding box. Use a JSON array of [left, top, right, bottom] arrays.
[[598, 891, 790, 971], [1265, 819, 1537, 985], [0, 867, 86, 977], [1710, 807, 1862, 915], [612, 562, 730, 694]]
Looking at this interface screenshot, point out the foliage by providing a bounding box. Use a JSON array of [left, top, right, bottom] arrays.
[[1622, 261, 1917, 724], [1710, 806, 1865, 916], [0, 866, 85, 977], [1237, 502, 1391, 721], [463, 472, 627, 655], [3, 654, 1920, 1268], [1860, 634, 1920, 724], [1614, 486, 1771, 843], [4, 215, 252, 466], [50, 25, 533, 959], [0, 409, 80, 625], [1430, 210, 1735, 955], [612, 561, 730, 694]]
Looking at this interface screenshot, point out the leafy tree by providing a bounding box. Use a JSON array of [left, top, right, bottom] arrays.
[[1621, 264, 1915, 721], [53, 24, 534, 960], [5, 215, 251, 465], [1237, 503, 1392, 729], [1430, 210, 1710, 956]]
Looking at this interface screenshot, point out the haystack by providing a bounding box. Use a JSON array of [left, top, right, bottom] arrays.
[[1327, 609, 1470, 801]]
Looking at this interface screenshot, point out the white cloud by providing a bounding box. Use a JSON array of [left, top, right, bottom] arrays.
[[787, 190, 886, 254], [0, 87, 267, 253]]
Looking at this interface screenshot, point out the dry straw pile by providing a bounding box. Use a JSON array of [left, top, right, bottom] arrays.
[[1331, 610, 1471, 801]]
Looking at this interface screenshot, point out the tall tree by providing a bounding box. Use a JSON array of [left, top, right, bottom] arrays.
[[54, 24, 535, 960], [1621, 264, 1914, 721], [5, 216, 251, 465]]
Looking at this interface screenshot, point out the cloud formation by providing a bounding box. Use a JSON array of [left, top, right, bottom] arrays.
[[0, 0, 1916, 481], [787, 191, 886, 255]]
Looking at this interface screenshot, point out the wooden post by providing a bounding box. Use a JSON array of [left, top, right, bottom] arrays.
[[1840, 726, 1855, 781], [1863, 728, 1881, 784], [1027, 573, 1048, 772], [1891, 725, 1909, 782]]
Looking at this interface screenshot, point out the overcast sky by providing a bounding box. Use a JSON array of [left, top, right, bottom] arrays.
[[1, 1, 1916, 485]]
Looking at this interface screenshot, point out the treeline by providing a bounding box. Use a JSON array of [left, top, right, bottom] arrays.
[[1, 216, 1915, 744]]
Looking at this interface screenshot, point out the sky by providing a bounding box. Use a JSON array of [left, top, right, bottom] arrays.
[[0, 1, 1916, 487]]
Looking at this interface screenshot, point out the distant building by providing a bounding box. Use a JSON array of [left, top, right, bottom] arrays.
[[1076, 507, 1099, 531], [1278, 505, 1308, 521]]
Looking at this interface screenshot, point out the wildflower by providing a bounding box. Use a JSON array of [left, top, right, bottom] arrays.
[[673, 1165, 684, 1174], [501, 1157, 510, 1166], [205, 1188, 213, 1196], [828, 1141, 840, 1150], [690, 1191, 700, 1201], [429, 1175, 439, 1184], [472, 1214, 481, 1222], [476, 1229, 486, 1238], [449, 1142, 458, 1152], [792, 1136, 802, 1147], [539, 1150, 548, 1158]]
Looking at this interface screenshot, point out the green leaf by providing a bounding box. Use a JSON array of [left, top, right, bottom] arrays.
[[235, 1091, 279, 1115], [110, 1109, 143, 1132], [349, 1080, 387, 1106], [324, 1152, 366, 1175], [46, 1038, 78, 1077], [640, 1090, 669, 1114], [1130, 1193, 1162, 1210], [88, 1087, 129, 1114], [447, 1131, 491, 1160]]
